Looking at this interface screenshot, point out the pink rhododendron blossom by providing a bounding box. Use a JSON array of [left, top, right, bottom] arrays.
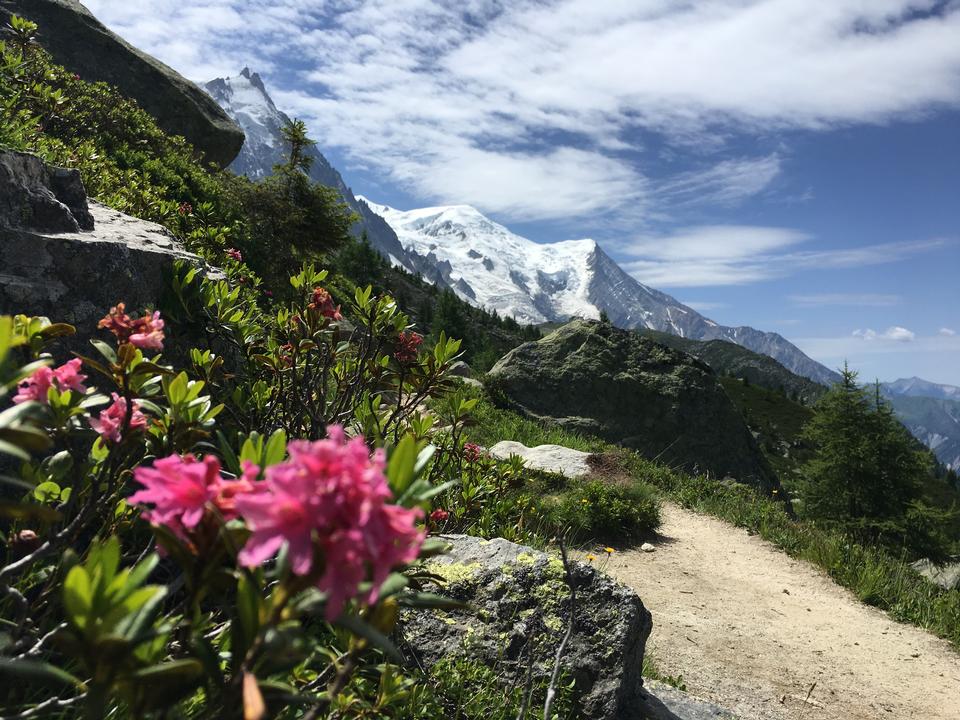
[[98, 304, 165, 350], [129, 311, 165, 351], [53, 359, 88, 393], [13, 359, 88, 404], [89, 393, 147, 443], [236, 426, 424, 620], [462, 442, 482, 463], [394, 331, 423, 364], [130, 455, 256, 543], [226, 248, 243, 262], [308, 287, 342, 321], [429, 508, 449, 524]]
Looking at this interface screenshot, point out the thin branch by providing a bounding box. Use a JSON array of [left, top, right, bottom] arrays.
[[543, 538, 576, 720]]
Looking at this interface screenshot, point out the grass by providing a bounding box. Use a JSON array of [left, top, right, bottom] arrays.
[[468, 390, 960, 651]]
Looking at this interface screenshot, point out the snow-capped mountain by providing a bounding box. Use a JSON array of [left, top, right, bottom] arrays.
[[204, 69, 432, 277], [362, 199, 840, 386], [203, 68, 838, 386]]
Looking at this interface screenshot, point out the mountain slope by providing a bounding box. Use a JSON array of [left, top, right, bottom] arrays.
[[204, 69, 436, 279], [880, 394, 960, 470], [363, 199, 840, 386], [882, 377, 960, 403]]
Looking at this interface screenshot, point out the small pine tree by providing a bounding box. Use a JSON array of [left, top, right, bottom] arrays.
[[798, 364, 948, 558], [599, 308, 610, 324]]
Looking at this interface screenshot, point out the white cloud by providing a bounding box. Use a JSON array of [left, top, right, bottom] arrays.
[[939, 327, 957, 336], [853, 326, 915, 342], [614, 227, 946, 287], [82, 0, 960, 222], [789, 293, 902, 307]]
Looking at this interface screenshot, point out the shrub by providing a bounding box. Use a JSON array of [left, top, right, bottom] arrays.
[[546, 478, 661, 544]]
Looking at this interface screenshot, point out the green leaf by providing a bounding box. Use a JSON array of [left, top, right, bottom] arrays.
[[387, 434, 418, 496], [33, 480, 61, 503], [130, 659, 204, 711], [0, 500, 61, 523], [63, 566, 92, 630], [334, 614, 404, 664], [0, 658, 87, 691], [263, 429, 287, 467], [90, 339, 118, 365], [233, 573, 261, 664]]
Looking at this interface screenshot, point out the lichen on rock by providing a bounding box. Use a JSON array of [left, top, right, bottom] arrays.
[[399, 535, 652, 720]]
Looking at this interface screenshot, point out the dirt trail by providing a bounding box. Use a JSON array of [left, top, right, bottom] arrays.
[[591, 502, 960, 720]]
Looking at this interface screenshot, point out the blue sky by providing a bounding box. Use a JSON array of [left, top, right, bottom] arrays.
[[85, 0, 960, 384]]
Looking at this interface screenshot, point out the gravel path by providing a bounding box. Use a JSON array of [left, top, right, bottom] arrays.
[[591, 502, 960, 720]]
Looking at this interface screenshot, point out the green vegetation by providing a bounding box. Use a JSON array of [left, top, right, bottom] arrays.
[[796, 366, 954, 561]]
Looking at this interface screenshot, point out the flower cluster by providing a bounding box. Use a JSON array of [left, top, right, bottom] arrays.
[[130, 427, 423, 620], [308, 287, 342, 321], [98, 304, 165, 351], [462, 442, 483, 463], [394, 331, 423, 364], [226, 248, 243, 262], [90, 393, 148, 443], [177, 202, 193, 216], [130, 455, 258, 544], [13, 359, 87, 404]]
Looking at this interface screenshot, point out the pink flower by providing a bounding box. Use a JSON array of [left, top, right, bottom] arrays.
[[13, 359, 88, 405], [178, 202, 193, 216], [463, 443, 482, 463], [236, 426, 424, 620], [308, 287, 342, 321], [130, 457, 260, 544], [394, 331, 423, 364], [89, 393, 147, 443], [226, 248, 243, 262], [429, 508, 449, 524], [99, 304, 165, 351], [53, 359, 88, 393], [129, 311, 165, 351]]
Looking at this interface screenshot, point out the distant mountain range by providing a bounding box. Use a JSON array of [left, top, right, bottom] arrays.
[[203, 68, 840, 387], [881, 379, 960, 470]]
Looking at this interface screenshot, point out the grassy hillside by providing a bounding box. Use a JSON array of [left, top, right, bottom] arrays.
[[636, 329, 826, 404]]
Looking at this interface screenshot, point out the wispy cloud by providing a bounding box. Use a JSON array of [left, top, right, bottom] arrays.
[[853, 326, 916, 342], [940, 327, 957, 336], [614, 227, 947, 287], [83, 0, 960, 222], [789, 293, 902, 307]]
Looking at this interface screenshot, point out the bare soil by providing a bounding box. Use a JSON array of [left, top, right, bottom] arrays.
[[587, 502, 960, 720]]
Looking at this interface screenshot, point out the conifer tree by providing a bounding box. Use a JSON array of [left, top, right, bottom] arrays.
[[798, 364, 949, 558]]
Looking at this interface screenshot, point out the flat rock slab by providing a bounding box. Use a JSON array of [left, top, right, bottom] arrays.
[[400, 534, 652, 720], [489, 440, 592, 478]]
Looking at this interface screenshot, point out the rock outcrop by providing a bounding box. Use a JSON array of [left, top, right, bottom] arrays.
[[488, 320, 779, 490], [2, 0, 244, 167], [399, 534, 652, 720], [489, 440, 593, 479], [0, 152, 200, 337]]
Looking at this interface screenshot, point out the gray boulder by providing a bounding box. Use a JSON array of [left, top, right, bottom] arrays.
[[489, 440, 592, 478], [0, 152, 200, 340], [399, 535, 652, 720], [488, 320, 779, 491], [2, 0, 244, 167], [641, 680, 737, 720]]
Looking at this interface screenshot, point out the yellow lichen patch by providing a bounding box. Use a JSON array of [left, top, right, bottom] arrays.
[[428, 560, 482, 584]]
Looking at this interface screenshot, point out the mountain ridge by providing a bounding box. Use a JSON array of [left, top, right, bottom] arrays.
[[364, 198, 841, 386]]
